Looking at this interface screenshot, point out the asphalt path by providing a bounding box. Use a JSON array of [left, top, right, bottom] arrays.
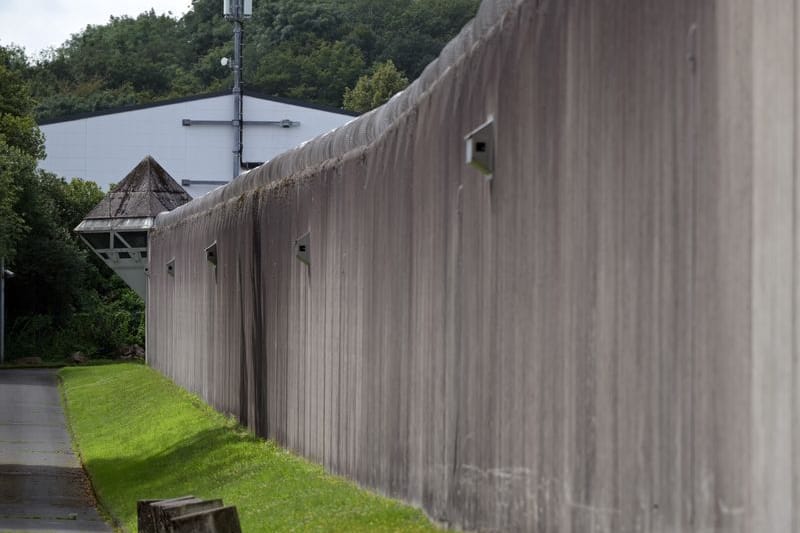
[[0, 369, 112, 532]]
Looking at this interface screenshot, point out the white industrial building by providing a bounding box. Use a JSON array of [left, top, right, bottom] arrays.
[[39, 91, 357, 197]]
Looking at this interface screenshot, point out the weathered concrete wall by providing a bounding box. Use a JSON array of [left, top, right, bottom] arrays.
[[148, 0, 800, 530]]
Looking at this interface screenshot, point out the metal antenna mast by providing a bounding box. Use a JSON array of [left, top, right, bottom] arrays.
[[225, 0, 252, 179]]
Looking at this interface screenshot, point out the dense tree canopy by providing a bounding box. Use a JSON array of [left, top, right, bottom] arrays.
[[1, 46, 144, 360], [343, 59, 409, 113], [21, 0, 480, 119], [0, 46, 41, 261]]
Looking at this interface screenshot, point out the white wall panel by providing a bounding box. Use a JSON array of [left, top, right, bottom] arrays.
[[39, 94, 353, 197]]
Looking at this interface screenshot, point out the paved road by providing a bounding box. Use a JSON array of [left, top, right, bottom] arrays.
[[0, 369, 112, 532]]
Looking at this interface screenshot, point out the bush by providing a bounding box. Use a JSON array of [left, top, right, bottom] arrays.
[[6, 314, 54, 358], [6, 287, 144, 361]]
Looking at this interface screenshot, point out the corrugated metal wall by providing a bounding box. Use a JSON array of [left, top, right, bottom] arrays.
[[148, 0, 800, 530]]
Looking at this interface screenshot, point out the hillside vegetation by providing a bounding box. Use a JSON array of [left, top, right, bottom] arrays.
[[15, 0, 480, 118]]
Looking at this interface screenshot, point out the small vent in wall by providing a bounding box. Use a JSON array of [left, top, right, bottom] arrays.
[[295, 232, 310, 266], [465, 117, 495, 178], [205, 241, 218, 268], [167, 258, 175, 276]]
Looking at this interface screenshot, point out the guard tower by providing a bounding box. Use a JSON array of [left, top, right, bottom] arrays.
[[74, 156, 192, 300]]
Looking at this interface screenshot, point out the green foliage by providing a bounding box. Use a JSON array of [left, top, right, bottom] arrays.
[[0, 49, 44, 159], [254, 40, 365, 107], [61, 364, 441, 532], [0, 145, 31, 260], [344, 59, 409, 113], [0, 48, 144, 359], [20, 0, 480, 119], [33, 85, 139, 122], [60, 177, 108, 229], [7, 284, 144, 359], [4, 169, 144, 360], [377, 0, 480, 79], [0, 45, 42, 260], [9, 173, 97, 320]]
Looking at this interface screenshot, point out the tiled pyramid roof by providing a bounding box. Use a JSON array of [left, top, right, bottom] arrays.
[[84, 155, 192, 219]]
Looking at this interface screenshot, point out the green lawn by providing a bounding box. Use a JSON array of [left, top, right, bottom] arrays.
[[59, 364, 441, 532]]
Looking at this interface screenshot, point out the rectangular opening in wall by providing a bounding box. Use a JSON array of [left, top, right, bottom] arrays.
[[205, 241, 218, 267], [465, 117, 495, 177], [295, 232, 310, 265]]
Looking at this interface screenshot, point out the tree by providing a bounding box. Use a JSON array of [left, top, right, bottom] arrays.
[[253, 40, 365, 107], [343, 59, 409, 113], [0, 147, 30, 260], [59, 177, 106, 230], [0, 45, 142, 359], [0, 45, 42, 261], [377, 0, 480, 79], [5, 172, 144, 358], [22, 0, 480, 118], [27, 10, 195, 119]]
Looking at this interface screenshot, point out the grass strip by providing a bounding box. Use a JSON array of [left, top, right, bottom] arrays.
[[59, 364, 441, 532]]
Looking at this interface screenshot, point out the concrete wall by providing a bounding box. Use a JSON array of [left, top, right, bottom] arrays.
[[148, 0, 800, 530], [40, 95, 353, 197]]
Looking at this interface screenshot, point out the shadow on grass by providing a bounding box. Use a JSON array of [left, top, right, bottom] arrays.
[[64, 365, 440, 532], [82, 427, 270, 526], [81, 425, 433, 532]]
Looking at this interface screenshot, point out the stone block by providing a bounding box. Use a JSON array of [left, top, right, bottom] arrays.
[[155, 499, 224, 533], [138, 496, 195, 533], [169, 505, 242, 533], [137, 496, 240, 533]]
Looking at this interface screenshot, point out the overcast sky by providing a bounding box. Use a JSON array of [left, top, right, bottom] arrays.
[[0, 0, 193, 59]]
